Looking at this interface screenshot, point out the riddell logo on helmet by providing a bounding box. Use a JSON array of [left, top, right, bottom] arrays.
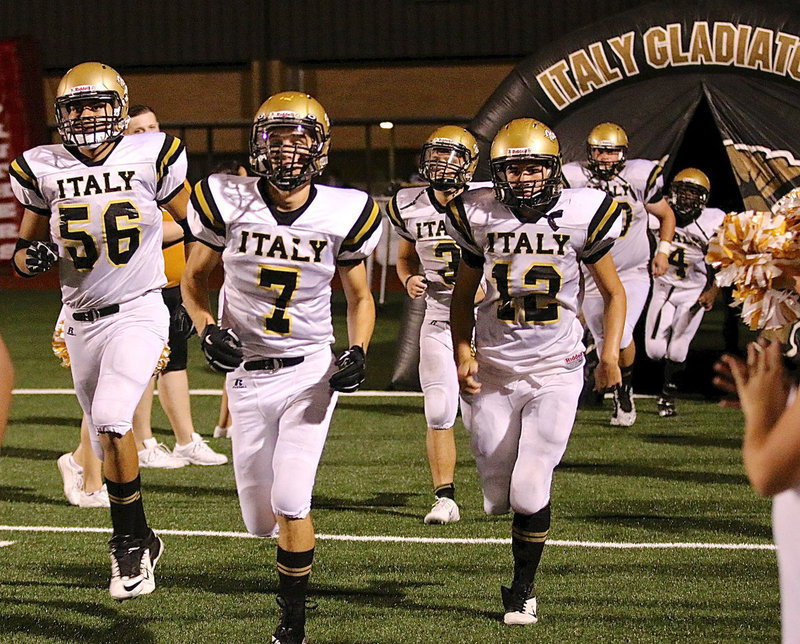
[[507, 147, 532, 156], [69, 85, 95, 93]]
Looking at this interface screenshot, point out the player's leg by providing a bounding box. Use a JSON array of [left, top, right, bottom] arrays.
[[502, 368, 582, 626], [644, 282, 677, 417], [270, 349, 339, 644], [662, 296, 706, 415], [460, 372, 523, 516], [613, 274, 652, 427], [68, 414, 109, 507], [418, 321, 460, 524], [89, 294, 169, 600]]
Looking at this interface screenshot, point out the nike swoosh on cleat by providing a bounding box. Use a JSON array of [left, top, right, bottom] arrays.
[[123, 580, 143, 593]]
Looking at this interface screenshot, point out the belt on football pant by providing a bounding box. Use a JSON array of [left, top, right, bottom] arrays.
[[243, 356, 305, 371], [72, 304, 121, 322]]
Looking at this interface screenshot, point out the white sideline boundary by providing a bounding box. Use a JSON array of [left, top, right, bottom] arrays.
[[0, 541, 15, 548], [0, 525, 775, 550], [12, 389, 658, 399]]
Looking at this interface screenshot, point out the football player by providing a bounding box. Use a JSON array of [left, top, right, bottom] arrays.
[[563, 122, 675, 426], [387, 125, 482, 525], [125, 105, 227, 468], [181, 91, 382, 644], [0, 333, 12, 448], [10, 62, 191, 600], [447, 119, 626, 625], [645, 169, 724, 416]]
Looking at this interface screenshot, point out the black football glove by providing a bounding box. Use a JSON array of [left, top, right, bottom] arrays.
[[25, 241, 58, 274], [171, 304, 197, 341], [329, 345, 366, 393], [201, 324, 243, 373]]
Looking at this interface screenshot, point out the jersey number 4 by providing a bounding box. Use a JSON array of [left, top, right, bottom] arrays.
[[667, 247, 688, 279], [492, 262, 562, 324], [58, 201, 141, 270], [258, 265, 299, 335]]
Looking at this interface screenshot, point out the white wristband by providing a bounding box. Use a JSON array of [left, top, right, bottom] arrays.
[[657, 240, 672, 255]]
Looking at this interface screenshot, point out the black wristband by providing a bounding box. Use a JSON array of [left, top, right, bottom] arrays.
[[404, 274, 416, 288]]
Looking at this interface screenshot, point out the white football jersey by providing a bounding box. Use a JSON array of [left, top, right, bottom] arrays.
[[387, 182, 490, 321], [658, 207, 725, 290], [188, 176, 383, 359], [446, 187, 623, 377], [10, 132, 187, 310], [563, 158, 664, 275]]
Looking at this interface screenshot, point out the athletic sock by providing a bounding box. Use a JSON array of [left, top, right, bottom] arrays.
[[106, 475, 149, 539], [434, 483, 455, 500], [277, 546, 314, 602], [663, 359, 684, 394], [511, 504, 550, 591]]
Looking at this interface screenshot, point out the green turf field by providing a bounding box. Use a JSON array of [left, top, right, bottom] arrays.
[[0, 290, 779, 643]]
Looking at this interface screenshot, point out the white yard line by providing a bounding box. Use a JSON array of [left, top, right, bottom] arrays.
[[12, 389, 659, 399], [0, 525, 774, 550], [0, 541, 15, 548]]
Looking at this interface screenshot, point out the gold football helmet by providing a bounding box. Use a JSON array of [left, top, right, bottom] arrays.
[[419, 125, 479, 192], [587, 122, 628, 180], [490, 118, 562, 210], [669, 168, 710, 226], [55, 62, 129, 148], [250, 91, 331, 190]]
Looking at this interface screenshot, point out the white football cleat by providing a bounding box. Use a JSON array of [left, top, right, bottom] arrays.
[[108, 530, 163, 601], [212, 424, 229, 438], [172, 432, 228, 466], [78, 484, 110, 508], [501, 585, 538, 625], [424, 497, 460, 524], [57, 452, 84, 506], [138, 439, 187, 469]]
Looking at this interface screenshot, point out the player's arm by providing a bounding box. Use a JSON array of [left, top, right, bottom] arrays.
[[450, 259, 482, 395], [338, 261, 376, 352], [646, 198, 676, 278], [162, 180, 196, 251], [12, 210, 55, 277], [162, 219, 184, 246], [585, 253, 625, 391], [181, 243, 221, 333], [397, 238, 426, 298]]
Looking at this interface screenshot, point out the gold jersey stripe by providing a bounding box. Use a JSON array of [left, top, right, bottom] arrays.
[[192, 179, 224, 231], [343, 199, 380, 248], [157, 136, 183, 184], [586, 197, 620, 246]]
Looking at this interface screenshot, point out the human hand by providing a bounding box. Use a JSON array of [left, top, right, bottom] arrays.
[[405, 275, 428, 299], [457, 357, 481, 395]]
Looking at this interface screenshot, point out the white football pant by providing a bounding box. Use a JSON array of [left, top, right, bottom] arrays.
[[418, 320, 459, 430], [226, 347, 338, 537], [644, 281, 706, 363], [64, 291, 169, 460], [583, 269, 650, 351], [461, 367, 583, 515]]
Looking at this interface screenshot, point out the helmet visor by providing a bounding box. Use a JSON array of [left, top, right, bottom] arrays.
[[420, 143, 472, 190], [55, 91, 123, 147]]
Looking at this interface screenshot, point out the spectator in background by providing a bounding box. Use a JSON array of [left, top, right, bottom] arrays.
[[0, 332, 13, 449], [126, 104, 227, 467]]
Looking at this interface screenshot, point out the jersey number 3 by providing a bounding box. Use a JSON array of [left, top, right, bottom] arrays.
[[492, 262, 562, 324]]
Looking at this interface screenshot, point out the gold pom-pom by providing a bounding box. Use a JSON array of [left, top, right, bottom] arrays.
[[51, 318, 71, 368], [706, 207, 800, 330], [153, 344, 171, 376]]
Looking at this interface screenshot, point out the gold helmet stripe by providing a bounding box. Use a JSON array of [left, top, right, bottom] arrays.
[[156, 134, 185, 188], [190, 178, 225, 236], [341, 197, 380, 252]]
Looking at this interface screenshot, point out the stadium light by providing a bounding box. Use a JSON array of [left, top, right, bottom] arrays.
[[379, 121, 394, 130]]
